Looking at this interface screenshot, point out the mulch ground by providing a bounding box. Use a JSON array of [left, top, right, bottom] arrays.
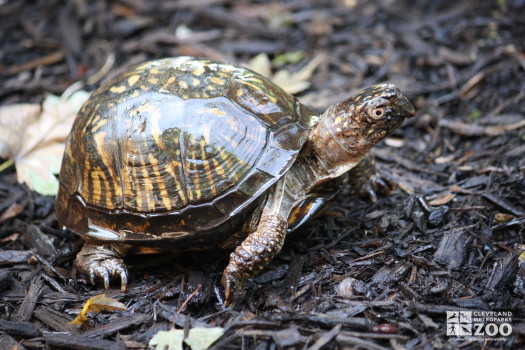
[[1, 0, 525, 349]]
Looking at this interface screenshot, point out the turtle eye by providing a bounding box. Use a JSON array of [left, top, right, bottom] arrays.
[[370, 107, 386, 120]]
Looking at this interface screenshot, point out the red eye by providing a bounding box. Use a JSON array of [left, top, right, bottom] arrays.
[[371, 107, 385, 119]]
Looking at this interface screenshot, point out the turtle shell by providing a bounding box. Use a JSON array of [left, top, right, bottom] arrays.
[[56, 57, 317, 248]]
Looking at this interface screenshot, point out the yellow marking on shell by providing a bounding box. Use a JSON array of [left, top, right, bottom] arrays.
[[123, 141, 137, 208], [192, 78, 201, 86], [136, 102, 157, 115], [236, 89, 244, 97], [210, 107, 226, 117], [200, 138, 217, 196], [153, 161, 172, 211], [335, 116, 342, 125], [90, 167, 111, 204], [128, 75, 140, 87], [91, 118, 108, 133], [187, 145, 202, 202], [110, 85, 126, 93], [82, 158, 91, 199], [90, 113, 101, 124], [149, 68, 160, 74], [266, 92, 278, 104], [218, 148, 242, 181], [193, 66, 205, 76], [239, 80, 267, 95], [140, 153, 156, 212], [178, 81, 189, 89], [165, 76, 176, 86], [148, 77, 159, 85], [129, 90, 140, 98], [212, 158, 225, 177], [210, 77, 224, 85], [93, 131, 121, 207], [163, 146, 186, 206]]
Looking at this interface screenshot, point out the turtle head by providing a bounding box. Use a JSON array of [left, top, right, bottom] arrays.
[[308, 84, 414, 171], [327, 83, 415, 153]]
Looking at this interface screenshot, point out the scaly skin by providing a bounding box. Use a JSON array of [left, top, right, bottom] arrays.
[[222, 213, 287, 304], [348, 153, 395, 202], [74, 242, 130, 291]]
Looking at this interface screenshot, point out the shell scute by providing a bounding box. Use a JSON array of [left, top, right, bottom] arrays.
[[56, 57, 316, 246]]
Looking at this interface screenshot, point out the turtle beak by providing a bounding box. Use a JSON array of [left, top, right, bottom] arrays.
[[398, 95, 416, 118]]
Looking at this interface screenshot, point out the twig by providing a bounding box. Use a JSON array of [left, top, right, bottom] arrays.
[[173, 285, 202, 324]]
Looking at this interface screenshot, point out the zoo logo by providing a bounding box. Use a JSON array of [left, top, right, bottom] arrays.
[[446, 311, 513, 338]]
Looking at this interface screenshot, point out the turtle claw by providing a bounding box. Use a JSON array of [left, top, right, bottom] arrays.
[[357, 173, 396, 202], [86, 258, 128, 292], [74, 243, 129, 292], [221, 274, 233, 306], [221, 264, 244, 307]]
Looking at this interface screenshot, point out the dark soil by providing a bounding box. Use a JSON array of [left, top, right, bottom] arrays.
[[1, 0, 525, 349]]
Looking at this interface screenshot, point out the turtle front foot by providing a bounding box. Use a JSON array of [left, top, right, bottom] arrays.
[[348, 154, 396, 202], [74, 243, 130, 292], [358, 173, 396, 203], [221, 214, 287, 306]]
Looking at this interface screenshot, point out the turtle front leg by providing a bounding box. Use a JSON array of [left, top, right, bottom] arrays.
[[74, 242, 130, 292], [222, 212, 287, 304], [348, 153, 395, 202], [221, 179, 289, 305]]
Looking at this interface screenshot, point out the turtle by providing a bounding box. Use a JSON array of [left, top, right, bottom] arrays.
[[55, 56, 415, 303]]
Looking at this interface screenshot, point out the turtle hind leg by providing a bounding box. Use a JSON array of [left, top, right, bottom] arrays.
[[74, 242, 130, 292], [221, 212, 287, 305]]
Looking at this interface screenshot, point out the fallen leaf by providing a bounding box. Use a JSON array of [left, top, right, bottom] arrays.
[[246, 53, 272, 78], [434, 155, 455, 164], [69, 294, 127, 325], [384, 137, 405, 148], [245, 53, 325, 95], [0, 104, 41, 159], [494, 213, 515, 224], [0, 89, 90, 195], [149, 327, 224, 350], [184, 328, 225, 350], [398, 182, 415, 194], [427, 193, 456, 206]]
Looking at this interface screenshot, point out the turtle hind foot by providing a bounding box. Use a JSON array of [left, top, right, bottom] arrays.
[[73, 242, 130, 292]]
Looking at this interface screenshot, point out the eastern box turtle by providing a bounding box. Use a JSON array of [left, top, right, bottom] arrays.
[[55, 57, 415, 303]]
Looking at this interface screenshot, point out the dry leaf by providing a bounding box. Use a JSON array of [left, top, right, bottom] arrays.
[[384, 137, 405, 148], [149, 327, 224, 350], [0, 89, 90, 195], [0, 104, 41, 159], [398, 182, 415, 194], [245, 53, 325, 95], [246, 53, 272, 79], [69, 293, 127, 325], [427, 193, 456, 206], [494, 213, 515, 224]]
